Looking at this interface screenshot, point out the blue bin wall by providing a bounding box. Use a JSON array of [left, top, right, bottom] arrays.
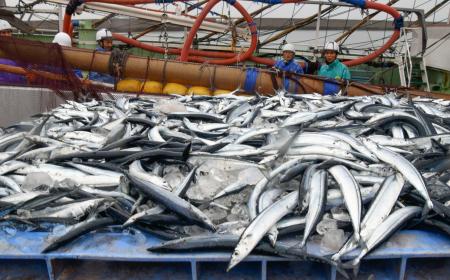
[[0, 229, 448, 280]]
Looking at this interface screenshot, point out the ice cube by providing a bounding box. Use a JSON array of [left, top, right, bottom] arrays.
[[238, 167, 264, 185], [22, 172, 54, 191], [155, 99, 187, 114], [331, 207, 351, 222], [316, 218, 338, 235], [204, 207, 228, 223], [216, 221, 248, 235], [163, 165, 185, 189], [228, 203, 249, 222], [320, 229, 345, 254]]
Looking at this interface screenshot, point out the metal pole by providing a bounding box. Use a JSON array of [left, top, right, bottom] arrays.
[[184, 3, 187, 41], [314, 4, 322, 61], [58, 5, 64, 32]]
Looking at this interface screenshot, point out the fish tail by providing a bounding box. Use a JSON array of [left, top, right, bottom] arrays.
[[422, 201, 433, 218]]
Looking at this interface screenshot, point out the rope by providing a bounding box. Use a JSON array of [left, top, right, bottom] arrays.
[[211, 65, 217, 92], [138, 56, 151, 98], [86, 49, 98, 83], [108, 48, 129, 80], [199, 62, 214, 93], [161, 3, 169, 59], [161, 59, 168, 85]]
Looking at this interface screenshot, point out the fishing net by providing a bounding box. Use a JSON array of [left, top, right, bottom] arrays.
[[0, 37, 110, 102]]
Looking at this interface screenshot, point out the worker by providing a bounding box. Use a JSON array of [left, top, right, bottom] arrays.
[[52, 32, 83, 79], [88, 28, 114, 84], [0, 20, 26, 85], [319, 41, 351, 80], [318, 41, 351, 95], [274, 43, 304, 92]]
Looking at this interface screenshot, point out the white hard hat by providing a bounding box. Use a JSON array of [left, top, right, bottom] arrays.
[[96, 28, 112, 41], [282, 43, 296, 53], [324, 41, 340, 53], [52, 32, 72, 47], [0, 20, 12, 32]]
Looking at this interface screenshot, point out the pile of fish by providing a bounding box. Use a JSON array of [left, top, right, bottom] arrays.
[[0, 91, 449, 276]]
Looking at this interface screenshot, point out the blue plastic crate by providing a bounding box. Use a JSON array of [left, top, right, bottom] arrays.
[[0, 229, 448, 279]]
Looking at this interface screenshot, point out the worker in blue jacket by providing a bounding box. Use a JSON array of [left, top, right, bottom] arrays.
[[88, 28, 115, 84], [0, 20, 26, 85], [274, 43, 304, 92]]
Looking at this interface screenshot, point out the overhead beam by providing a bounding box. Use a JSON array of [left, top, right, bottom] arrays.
[[46, 0, 247, 35], [0, 8, 34, 33], [424, 0, 449, 19]]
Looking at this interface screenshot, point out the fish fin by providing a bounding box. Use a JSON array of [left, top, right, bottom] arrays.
[[277, 126, 304, 159], [430, 138, 448, 153], [316, 159, 339, 169], [357, 238, 368, 251]]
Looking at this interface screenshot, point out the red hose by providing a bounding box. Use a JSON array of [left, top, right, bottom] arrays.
[[114, 33, 279, 66], [180, 0, 258, 65], [113, 33, 235, 58], [63, 0, 402, 68], [68, 23, 74, 37], [206, 0, 258, 65], [366, 1, 401, 18], [180, 0, 220, 61], [64, 0, 289, 66], [343, 0, 402, 67], [249, 56, 275, 66], [344, 30, 400, 67], [63, 13, 72, 34]]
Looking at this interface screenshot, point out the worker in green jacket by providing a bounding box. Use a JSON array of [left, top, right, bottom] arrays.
[[319, 41, 351, 80], [318, 41, 351, 95]]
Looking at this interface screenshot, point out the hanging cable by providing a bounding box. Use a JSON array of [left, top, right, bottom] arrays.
[[433, 0, 439, 23], [339, 7, 353, 45]]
